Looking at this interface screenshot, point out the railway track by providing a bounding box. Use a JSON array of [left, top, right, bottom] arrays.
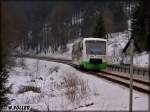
[[11, 55, 150, 94]]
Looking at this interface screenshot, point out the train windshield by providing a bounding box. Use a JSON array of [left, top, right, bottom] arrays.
[[85, 40, 106, 55]]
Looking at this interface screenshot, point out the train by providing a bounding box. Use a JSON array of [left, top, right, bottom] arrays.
[[72, 38, 107, 70]]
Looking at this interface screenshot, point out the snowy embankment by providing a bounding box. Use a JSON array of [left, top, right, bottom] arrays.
[[107, 31, 149, 68], [37, 43, 73, 60], [107, 31, 129, 64], [6, 58, 148, 111]]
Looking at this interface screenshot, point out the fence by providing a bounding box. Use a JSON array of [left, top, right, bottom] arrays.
[[108, 64, 150, 76]]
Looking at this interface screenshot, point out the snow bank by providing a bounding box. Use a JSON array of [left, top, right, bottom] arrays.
[[107, 31, 129, 64], [37, 43, 73, 60], [107, 31, 149, 68], [6, 58, 148, 111], [133, 52, 149, 68]]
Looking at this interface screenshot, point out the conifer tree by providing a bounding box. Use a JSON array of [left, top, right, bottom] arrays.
[[92, 14, 106, 38], [132, 0, 150, 51], [0, 37, 9, 111]]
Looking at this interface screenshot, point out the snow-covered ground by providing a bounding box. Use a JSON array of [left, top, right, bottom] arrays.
[[6, 58, 148, 111]]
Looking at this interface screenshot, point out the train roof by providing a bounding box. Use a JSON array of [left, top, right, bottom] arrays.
[[83, 37, 107, 41]]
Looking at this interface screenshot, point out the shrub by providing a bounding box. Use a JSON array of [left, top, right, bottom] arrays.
[[63, 72, 89, 104], [18, 85, 41, 94]]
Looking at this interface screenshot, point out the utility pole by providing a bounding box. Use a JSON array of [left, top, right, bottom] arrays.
[[129, 38, 134, 112], [128, 0, 134, 112], [122, 3, 141, 111]]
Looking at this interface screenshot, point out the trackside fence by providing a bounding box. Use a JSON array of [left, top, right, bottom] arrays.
[[107, 64, 150, 76]]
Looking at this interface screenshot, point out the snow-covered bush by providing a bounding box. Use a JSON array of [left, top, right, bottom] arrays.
[[63, 72, 89, 104]]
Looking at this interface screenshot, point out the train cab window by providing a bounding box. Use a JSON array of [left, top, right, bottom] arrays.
[[85, 40, 106, 55]]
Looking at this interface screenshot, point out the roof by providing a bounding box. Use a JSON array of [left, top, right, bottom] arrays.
[[122, 38, 141, 53]]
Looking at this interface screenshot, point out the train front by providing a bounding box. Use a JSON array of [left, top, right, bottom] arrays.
[[82, 38, 107, 70]]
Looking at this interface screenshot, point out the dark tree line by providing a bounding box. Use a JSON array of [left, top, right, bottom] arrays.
[[1, 1, 131, 55], [1, 1, 128, 54], [132, 0, 150, 52], [1, 1, 129, 53]]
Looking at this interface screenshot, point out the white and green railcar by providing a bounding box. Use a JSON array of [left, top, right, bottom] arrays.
[[72, 38, 107, 70]]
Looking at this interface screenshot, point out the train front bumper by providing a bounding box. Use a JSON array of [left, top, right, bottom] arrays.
[[80, 61, 107, 70]]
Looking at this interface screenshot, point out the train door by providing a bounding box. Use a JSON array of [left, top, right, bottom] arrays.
[[78, 41, 83, 61], [72, 41, 83, 65]]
